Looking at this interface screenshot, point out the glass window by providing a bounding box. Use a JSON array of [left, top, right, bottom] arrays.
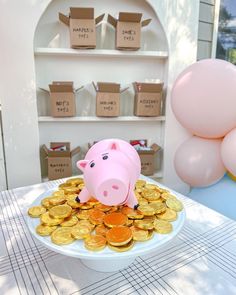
[[216, 0, 236, 64]]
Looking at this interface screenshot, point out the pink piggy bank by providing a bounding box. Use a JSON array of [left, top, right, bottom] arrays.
[[76, 139, 141, 208]]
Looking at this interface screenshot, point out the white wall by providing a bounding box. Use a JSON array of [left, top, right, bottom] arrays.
[[0, 0, 199, 193], [0, 107, 7, 190]]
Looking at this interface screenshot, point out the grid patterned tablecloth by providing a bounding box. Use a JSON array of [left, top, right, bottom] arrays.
[[0, 179, 236, 295]]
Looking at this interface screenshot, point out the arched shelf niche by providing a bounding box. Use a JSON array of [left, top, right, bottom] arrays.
[[34, 0, 169, 180]]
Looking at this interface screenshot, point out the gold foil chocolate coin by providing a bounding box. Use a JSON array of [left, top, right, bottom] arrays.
[[60, 215, 78, 227], [71, 225, 91, 239], [95, 224, 109, 236], [52, 190, 65, 197], [40, 212, 63, 226], [131, 226, 150, 241], [135, 180, 146, 188], [134, 219, 154, 230], [121, 207, 144, 220], [77, 210, 91, 220], [51, 227, 75, 245], [67, 196, 81, 208], [84, 235, 107, 251], [49, 204, 72, 219], [157, 208, 177, 222], [41, 197, 54, 209], [49, 196, 66, 206], [75, 220, 95, 231], [138, 205, 156, 216], [28, 206, 46, 217], [161, 193, 177, 201], [36, 224, 57, 236], [166, 198, 183, 212], [108, 240, 134, 252], [66, 177, 84, 186], [149, 202, 166, 214], [154, 219, 173, 234]]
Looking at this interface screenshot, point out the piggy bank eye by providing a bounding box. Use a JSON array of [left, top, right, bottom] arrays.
[[90, 162, 95, 168], [102, 155, 108, 160]]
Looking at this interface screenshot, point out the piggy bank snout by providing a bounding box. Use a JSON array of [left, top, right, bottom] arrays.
[[96, 179, 129, 206]]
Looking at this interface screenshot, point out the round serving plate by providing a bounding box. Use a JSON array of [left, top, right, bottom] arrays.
[[27, 177, 186, 272]]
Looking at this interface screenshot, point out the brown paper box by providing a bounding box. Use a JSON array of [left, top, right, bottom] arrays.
[[107, 12, 151, 50], [49, 82, 76, 117], [136, 143, 161, 176], [93, 82, 128, 117], [133, 82, 164, 117], [59, 7, 104, 48], [42, 142, 80, 180]]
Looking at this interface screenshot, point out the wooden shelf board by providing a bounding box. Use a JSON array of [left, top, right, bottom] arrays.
[[34, 48, 168, 59], [38, 116, 166, 122]]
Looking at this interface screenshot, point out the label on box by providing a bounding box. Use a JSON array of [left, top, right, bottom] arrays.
[[50, 92, 76, 117], [135, 92, 162, 116], [139, 154, 154, 176], [96, 92, 120, 117], [116, 22, 141, 49], [48, 157, 72, 180], [70, 19, 96, 48]]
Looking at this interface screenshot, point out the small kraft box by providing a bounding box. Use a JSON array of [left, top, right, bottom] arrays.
[[130, 140, 161, 176], [107, 12, 151, 50], [133, 82, 164, 117], [59, 7, 104, 48], [42, 142, 80, 180], [93, 82, 128, 117], [49, 82, 76, 117], [39, 81, 83, 117]]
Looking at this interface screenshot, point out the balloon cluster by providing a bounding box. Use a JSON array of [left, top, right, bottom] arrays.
[[171, 59, 236, 187]]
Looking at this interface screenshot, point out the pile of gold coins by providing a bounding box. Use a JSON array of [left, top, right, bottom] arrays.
[[28, 178, 183, 252]]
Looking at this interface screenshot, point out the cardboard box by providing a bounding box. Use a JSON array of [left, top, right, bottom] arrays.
[[93, 82, 128, 117], [130, 140, 161, 176], [59, 7, 104, 48], [133, 82, 163, 117], [107, 12, 151, 50], [40, 81, 83, 117], [42, 142, 80, 180]]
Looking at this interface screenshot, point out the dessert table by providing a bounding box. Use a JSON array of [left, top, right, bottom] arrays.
[[0, 178, 236, 295]]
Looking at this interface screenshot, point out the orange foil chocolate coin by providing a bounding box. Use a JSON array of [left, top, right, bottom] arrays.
[[106, 226, 132, 246], [104, 212, 128, 228], [89, 209, 106, 225]]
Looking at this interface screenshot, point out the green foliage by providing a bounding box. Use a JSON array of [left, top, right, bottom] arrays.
[[219, 4, 232, 32]]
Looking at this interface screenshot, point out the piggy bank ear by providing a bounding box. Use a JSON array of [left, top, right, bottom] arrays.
[[77, 160, 89, 172], [108, 141, 120, 151]]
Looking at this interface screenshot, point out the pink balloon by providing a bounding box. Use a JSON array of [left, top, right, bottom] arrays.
[[221, 128, 236, 176], [171, 59, 236, 138], [174, 136, 226, 187]]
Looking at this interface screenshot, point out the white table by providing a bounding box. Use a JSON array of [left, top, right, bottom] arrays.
[[0, 178, 236, 295]]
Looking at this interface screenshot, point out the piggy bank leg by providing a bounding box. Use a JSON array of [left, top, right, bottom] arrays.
[[126, 190, 139, 209], [75, 187, 90, 203]]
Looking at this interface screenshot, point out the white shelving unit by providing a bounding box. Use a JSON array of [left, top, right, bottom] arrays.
[[0, 0, 199, 191], [35, 0, 168, 180]]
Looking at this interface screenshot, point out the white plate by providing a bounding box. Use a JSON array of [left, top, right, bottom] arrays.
[[27, 178, 186, 272]]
